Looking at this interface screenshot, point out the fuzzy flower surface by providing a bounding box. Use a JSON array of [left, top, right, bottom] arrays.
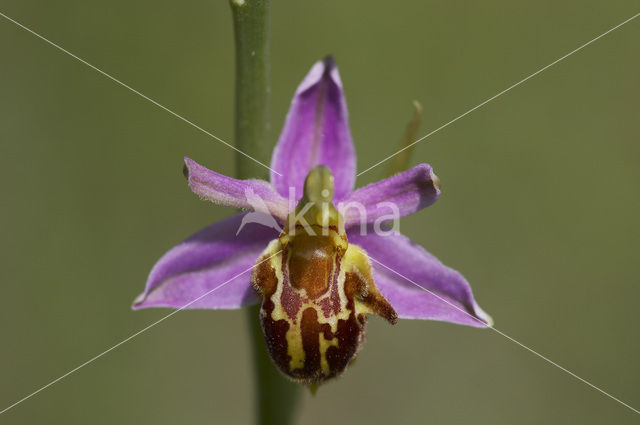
[[134, 58, 491, 382]]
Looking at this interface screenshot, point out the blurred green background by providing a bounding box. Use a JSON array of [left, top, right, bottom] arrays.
[[1, 1, 639, 424]]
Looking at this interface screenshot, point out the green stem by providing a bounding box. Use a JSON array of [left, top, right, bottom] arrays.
[[230, 0, 270, 180], [229, 1, 301, 424]]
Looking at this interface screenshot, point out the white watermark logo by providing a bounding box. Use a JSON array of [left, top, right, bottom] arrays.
[[236, 188, 285, 235], [237, 187, 401, 236]]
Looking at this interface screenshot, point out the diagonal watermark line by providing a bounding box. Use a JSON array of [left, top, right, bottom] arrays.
[[369, 256, 640, 415], [357, 12, 640, 177], [0, 10, 281, 177], [0, 251, 281, 416]]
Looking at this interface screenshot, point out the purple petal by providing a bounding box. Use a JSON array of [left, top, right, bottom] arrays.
[[367, 273, 488, 327], [339, 164, 441, 227], [184, 157, 289, 222], [270, 57, 356, 200], [349, 232, 491, 327], [133, 213, 278, 310]]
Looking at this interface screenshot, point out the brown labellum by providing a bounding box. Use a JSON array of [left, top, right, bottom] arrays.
[[251, 166, 397, 385]]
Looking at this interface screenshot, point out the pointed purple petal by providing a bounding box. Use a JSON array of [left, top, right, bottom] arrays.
[[340, 164, 440, 227], [349, 232, 491, 327], [185, 157, 289, 221], [270, 57, 356, 199], [369, 273, 488, 327], [133, 213, 278, 310]]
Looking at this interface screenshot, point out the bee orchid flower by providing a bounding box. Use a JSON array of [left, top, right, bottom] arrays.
[[134, 57, 491, 384]]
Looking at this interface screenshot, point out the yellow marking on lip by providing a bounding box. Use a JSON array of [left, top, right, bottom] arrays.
[[286, 325, 306, 371], [263, 233, 354, 373], [280, 269, 351, 372], [285, 275, 351, 373]]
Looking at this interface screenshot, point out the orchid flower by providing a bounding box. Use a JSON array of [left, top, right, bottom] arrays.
[[134, 57, 491, 384]]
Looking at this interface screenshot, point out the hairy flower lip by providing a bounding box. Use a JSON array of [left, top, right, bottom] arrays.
[[135, 58, 491, 329]]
